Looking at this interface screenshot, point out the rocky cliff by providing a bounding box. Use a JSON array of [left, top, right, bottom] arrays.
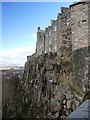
[[2, 47, 89, 119], [22, 51, 86, 118]]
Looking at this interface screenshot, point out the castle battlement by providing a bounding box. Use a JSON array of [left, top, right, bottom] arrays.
[[36, 1, 89, 56]]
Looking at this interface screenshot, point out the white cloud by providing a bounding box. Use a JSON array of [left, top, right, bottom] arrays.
[[0, 46, 36, 66]]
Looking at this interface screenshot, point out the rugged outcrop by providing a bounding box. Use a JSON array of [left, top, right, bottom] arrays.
[[72, 47, 90, 91], [2, 48, 89, 119], [22, 52, 85, 118]]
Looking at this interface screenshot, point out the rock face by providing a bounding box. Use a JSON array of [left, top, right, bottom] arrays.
[[22, 52, 85, 118], [72, 47, 90, 92]]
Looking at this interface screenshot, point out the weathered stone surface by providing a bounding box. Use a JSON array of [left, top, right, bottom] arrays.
[[22, 52, 85, 118]]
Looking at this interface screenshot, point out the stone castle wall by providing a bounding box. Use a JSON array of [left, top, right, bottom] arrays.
[[70, 1, 89, 92], [36, 1, 89, 57], [36, 27, 45, 55], [36, 7, 71, 57], [70, 1, 89, 51]]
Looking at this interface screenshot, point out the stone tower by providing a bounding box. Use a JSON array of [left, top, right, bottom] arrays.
[[57, 7, 71, 58], [36, 27, 45, 56], [70, 1, 90, 91], [70, 1, 89, 51]]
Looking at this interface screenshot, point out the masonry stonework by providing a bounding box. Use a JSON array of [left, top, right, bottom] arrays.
[[36, 1, 89, 56], [70, 2, 89, 51], [36, 27, 45, 55], [70, 1, 90, 91]]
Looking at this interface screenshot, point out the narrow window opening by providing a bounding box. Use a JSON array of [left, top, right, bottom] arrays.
[[82, 20, 86, 22]]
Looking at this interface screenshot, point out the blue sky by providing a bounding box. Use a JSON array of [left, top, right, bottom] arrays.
[[1, 1, 74, 66]]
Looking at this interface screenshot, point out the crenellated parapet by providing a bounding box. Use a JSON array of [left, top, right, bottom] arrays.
[[36, 6, 71, 57], [36, 27, 45, 56], [36, 1, 89, 57]]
